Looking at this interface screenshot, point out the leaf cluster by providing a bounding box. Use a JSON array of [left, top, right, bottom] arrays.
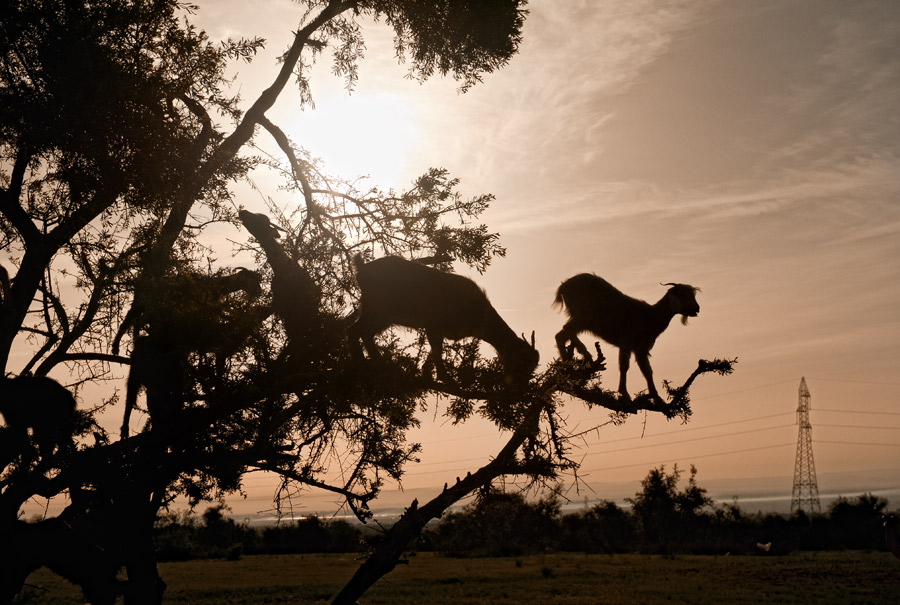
[[366, 0, 528, 91]]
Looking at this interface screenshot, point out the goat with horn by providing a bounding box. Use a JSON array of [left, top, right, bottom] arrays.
[[349, 254, 539, 385], [553, 274, 700, 401]]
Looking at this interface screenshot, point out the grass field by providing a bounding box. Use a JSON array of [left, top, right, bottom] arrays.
[[16, 551, 900, 604]]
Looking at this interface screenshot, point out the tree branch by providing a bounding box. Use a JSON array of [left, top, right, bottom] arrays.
[[332, 399, 544, 604], [552, 358, 737, 421]]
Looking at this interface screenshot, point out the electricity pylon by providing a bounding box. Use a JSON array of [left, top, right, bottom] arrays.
[[790, 377, 821, 514]]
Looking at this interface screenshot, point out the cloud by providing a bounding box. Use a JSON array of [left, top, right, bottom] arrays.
[[761, 13, 900, 168], [401, 0, 715, 186]]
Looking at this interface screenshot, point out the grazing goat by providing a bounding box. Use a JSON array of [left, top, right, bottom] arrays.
[[0, 375, 76, 459], [553, 274, 700, 401], [349, 254, 539, 383]]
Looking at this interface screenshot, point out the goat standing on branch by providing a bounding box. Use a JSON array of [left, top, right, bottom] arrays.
[[349, 254, 539, 385], [238, 210, 321, 358], [553, 274, 700, 401]]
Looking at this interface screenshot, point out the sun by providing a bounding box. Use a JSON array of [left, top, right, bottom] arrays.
[[286, 90, 422, 190]]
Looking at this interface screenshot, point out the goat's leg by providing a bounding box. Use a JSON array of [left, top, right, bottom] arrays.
[[425, 330, 449, 381], [617, 349, 632, 400], [348, 315, 384, 361], [636, 353, 660, 400], [555, 325, 592, 361], [634, 351, 660, 401], [121, 365, 141, 439], [555, 328, 573, 359]]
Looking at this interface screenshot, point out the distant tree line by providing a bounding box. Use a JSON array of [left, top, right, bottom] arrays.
[[153, 505, 366, 561], [151, 466, 897, 560]]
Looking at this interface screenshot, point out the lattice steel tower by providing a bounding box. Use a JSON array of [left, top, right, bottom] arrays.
[[791, 377, 821, 514]]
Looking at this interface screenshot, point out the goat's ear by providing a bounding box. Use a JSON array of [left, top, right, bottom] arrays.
[[667, 290, 684, 314]]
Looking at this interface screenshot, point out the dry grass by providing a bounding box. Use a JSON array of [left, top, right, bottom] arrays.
[[16, 550, 900, 604]]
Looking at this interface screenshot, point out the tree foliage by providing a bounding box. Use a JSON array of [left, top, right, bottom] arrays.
[[626, 464, 713, 551], [0, 1, 734, 603]]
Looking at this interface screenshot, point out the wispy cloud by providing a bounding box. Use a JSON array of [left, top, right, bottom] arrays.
[[468, 1, 900, 239], [759, 7, 900, 172], [405, 0, 716, 185]]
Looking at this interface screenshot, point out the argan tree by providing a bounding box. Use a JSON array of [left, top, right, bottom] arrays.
[[0, 1, 733, 603]]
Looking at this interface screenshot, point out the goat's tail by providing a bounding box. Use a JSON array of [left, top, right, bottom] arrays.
[[552, 286, 567, 312]]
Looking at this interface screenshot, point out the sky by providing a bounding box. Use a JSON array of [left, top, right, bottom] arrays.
[[31, 0, 900, 519]]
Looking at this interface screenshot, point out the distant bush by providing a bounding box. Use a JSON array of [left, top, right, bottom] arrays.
[[626, 464, 715, 553], [262, 516, 363, 554], [424, 489, 561, 556], [559, 501, 637, 553], [154, 473, 898, 559], [425, 468, 898, 557], [825, 493, 888, 550], [154, 507, 362, 560]]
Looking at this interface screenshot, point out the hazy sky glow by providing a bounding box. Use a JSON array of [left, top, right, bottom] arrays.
[[107, 0, 900, 516]]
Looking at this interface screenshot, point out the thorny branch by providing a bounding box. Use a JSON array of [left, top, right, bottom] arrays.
[[551, 350, 737, 422]]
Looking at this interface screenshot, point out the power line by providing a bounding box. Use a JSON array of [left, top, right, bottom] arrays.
[[415, 379, 830, 449], [816, 423, 900, 430], [409, 380, 894, 449], [817, 440, 900, 448], [816, 408, 900, 416], [806, 377, 900, 387], [238, 383, 899, 490], [580, 443, 795, 474], [578, 411, 794, 447], [412, 455, 497, 469], [411, 418, 797, 473], [407, 417, 896, 477], [697, 378, 800, 400], [410, 434, 802, 479], [243, 416, 899, 488], [581, 424, 795, 457]]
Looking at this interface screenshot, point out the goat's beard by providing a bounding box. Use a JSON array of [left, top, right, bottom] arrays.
[[681, 315, 690, 326]]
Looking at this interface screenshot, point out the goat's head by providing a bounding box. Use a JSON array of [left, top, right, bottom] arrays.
[[662, 283, 700, 325], [239, 210, 282, 242], [503, 331, 539, 384]]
